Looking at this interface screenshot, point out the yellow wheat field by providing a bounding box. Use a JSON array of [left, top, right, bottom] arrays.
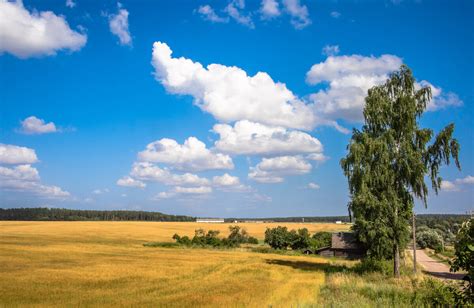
[[0, 221, 350, 307]]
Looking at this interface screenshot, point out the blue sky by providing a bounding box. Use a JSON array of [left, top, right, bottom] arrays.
[[0, 0, 473, 217]]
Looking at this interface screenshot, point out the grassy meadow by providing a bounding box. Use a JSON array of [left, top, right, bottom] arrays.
[[0, 221, 350, 307]]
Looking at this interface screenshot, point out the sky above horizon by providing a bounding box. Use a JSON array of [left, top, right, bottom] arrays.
[[0, 0, 473, 217]]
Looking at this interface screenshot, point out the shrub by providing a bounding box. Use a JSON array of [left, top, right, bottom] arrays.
[[289, 228, 311, 250], [311, 231, 332, 249], [450, 218, 473, 304], [353, 258, 393, 275], [247, 236, 259, 244], [416, 229, 444, 252]]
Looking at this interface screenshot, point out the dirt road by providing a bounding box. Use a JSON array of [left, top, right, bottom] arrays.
[[413, 249, 464, 280]]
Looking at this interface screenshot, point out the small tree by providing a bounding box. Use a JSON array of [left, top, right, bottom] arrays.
[[450, 218, 473, 303], [289, 228, 311, 250], [311, 231, 332, 249], [265, 226, 290, 249], [341, 65, 460, 277]]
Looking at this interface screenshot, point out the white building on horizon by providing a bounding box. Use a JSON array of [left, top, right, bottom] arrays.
[[196, 218, 225, 223]]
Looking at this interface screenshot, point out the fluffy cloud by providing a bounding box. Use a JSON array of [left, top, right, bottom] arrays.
[[456, 175, 474, 185], [307, 182, 320, 190], [197, 5, 229, 23], [441, 175, 474, 192], [417, 80, 463, 111], [108, 4, 132, 46], [0, 0, 86, 58], [129, 162, 210, 186], [213, 120, 323, 156], [154, 186, 212, 200], [117, 176, 146, 188], [330, 11, 341, 18], [174, 186, 212, 194], [213, 173, 252, 192], [440, 180, 459, 192], [0, 144, 38, 164], [224, 0, 254, 28], [249, 155, 312, 183], [282, 0, 311, 29], [307, 54, 404, 123], [306, 55, 462, 126], [0, 147, 69, 199], [20, 116, 58, 135], [260, 0, 280, 19], [138, 137, 233, 172], [0, 164, 39, 181], [152, 41, 315, 130], [322, 45, 339, 57]]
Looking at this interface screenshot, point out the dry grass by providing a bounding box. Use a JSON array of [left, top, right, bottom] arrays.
[[0, 221, 348, 307]]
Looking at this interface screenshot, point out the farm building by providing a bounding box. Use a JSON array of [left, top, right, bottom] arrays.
[[315, 232, 365, 259], [196, 218, 224, 223]]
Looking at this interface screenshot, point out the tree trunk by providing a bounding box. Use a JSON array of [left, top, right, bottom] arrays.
[[394, 244, 400, 278], [412, 212, 417, 273]]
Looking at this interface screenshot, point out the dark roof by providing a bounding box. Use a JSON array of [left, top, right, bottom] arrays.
[[331, 232, 359, 250]]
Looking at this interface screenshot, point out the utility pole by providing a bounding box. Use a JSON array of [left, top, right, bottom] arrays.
[[412, 212, 417, 273]]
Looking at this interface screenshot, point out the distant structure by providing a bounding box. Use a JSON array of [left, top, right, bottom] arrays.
[[196, 218, 224, 223], [335, 220, 342, 224], [315, 232, 365, 259]]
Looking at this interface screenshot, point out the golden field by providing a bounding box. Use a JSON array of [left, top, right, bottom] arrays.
[[0, 221, 350, 307]]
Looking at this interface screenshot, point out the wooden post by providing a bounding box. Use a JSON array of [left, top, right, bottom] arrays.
[[412, 212, 417, 273]]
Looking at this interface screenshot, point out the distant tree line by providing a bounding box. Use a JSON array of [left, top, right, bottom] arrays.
[[0, 208, 195, 222], [225, 216, 351, 223]]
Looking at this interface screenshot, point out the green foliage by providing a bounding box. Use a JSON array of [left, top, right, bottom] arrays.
[[288, 228, 311, 250], [340, 65, 461, 276], [416, 229, 444, 252], [310, 231, 332, 249], [353, 258, 393, 275], [450, 218, 474, 304], [264, 226, 291, 249], [172, 226, 257, 248], [247, 236, 259, 244], [264, 226, 316, 250]]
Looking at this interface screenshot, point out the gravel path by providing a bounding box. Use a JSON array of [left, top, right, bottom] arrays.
[[413, 249, 464, 280]]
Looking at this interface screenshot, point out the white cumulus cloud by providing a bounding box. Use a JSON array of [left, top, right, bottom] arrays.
[[151, 41, 315, 130], [0, 146, 69, 199], [0, 0, 87, 58], [108, 4, 132, 46], [213, 120, 323, 156], [213, 173, 252, 192], [117, 176, 146, 188], [138, 137, 233, 172], [249, 155, 312, 183], [129, 162, 210, 187], [307, 182, 320, 190], [260, 0, 280, 19], [282, 0, 311, 29], [306, 54, 462, 128], [0, 144, 38, 164], [224, 0, 254, 28], [20, 116, 58, 135]]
